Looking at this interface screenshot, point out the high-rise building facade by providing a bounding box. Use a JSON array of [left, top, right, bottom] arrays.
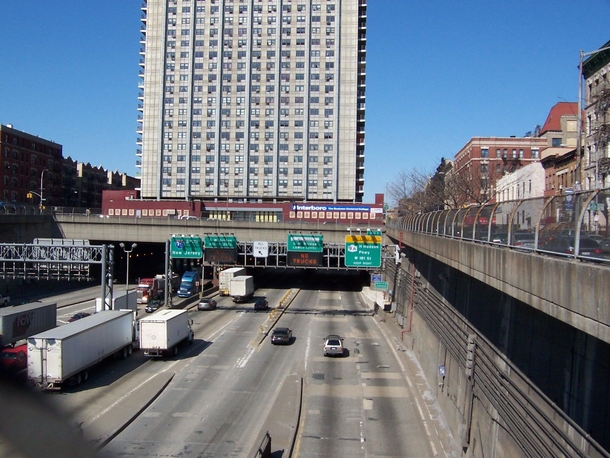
[[137, 0, 367, 203]]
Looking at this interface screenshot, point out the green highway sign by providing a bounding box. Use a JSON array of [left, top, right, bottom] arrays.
[[287, 234, 323, 252], [204, 234, 237, 249], [367, 229, 382, 236], [375, 281, 388, 291], [345, 234, 381, 268], [170, 236, 203, 259]]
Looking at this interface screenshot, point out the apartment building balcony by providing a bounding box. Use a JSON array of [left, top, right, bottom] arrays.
[[136, 148, 142, 157]]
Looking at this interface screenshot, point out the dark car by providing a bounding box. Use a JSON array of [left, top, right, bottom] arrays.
[[254, 298, 269, 311], [145, 299, 163, 313], [600, 237, 610, 254], [68, 312, 90, 322], [198, 297, 217, 311], [271, 327, 293, 345], [541, 236, 604, 258]]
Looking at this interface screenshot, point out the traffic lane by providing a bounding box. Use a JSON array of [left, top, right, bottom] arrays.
[[43, 295, 246, 446], [292, 289, 442, 458], [103, 301, 301, 457], [296, 304, 366, 458], [351, 313, 434, 457]]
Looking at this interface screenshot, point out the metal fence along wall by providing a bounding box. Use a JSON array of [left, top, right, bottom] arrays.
[[389, 188, 610, 262]]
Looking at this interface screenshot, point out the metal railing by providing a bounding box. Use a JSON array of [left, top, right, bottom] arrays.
[[388, 188, 610, 262]]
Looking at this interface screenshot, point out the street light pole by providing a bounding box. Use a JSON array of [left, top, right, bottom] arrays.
[[39, 169, 48, 214], [119, 243, 137, 300]]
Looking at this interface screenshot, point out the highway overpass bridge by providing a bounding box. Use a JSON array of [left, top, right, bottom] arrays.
[[1, 212, 609, 456]]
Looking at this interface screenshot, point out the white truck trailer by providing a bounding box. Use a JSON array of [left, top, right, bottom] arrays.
[[0, 302, 57, 347], [230, 275, 255, 303], [27, 310, 138, 390], [95, 290, 137, 313], [139, 309, 194, 358], [219, 267, 246, 296]]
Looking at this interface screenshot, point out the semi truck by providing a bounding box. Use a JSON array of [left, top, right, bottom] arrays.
[[137, 276, 165, 304], [27, 310, 138, 390], [0, 302, 57, 347], [219, 267, 246, 296], [230, 275, 255, 303], [177, 271, 200, 298], [139, 309, 194, 357]]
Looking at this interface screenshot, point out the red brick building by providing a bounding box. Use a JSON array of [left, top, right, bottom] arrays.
[[0, 124, 63, 207], [453, 137, 547, 204]]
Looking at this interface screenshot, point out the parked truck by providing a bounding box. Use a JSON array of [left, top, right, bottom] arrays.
[[219, 267, 246, 296], [137, 276, 166, 304], [0, 302, 57, 347], [177, 271, 201, 298], [27, 310, 138, 390], [139, 309, 194, 357], [230, 275, 255, 303]]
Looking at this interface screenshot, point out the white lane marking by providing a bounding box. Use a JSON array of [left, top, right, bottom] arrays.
[[304, 326, 312, 371], [235, 345, 256, 369], [89, 362, 178, 423]]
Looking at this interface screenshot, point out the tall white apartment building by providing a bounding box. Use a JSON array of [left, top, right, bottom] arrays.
[[137, 0, 367, 202]]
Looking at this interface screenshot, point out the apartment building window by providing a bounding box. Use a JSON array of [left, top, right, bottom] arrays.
[[532, 149, 539, 159], [481, 148, 488, 158]]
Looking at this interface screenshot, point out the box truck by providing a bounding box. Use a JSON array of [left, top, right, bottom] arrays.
[[219, 267, 246, 296], [27, 310, 138, 390], [0, 302, 57, 347], [177, 271, 200, 298], [139, 309, 194, 357], [230, 275, 254, 303]]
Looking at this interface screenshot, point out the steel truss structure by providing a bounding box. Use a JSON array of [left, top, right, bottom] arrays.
[[0, 241, 115, 311]]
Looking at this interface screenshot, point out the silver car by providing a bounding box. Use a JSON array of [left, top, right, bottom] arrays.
[[323, 335, 345, 357]]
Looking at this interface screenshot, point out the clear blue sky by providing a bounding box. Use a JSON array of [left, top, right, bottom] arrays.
[[1, 1, 608, 203]]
